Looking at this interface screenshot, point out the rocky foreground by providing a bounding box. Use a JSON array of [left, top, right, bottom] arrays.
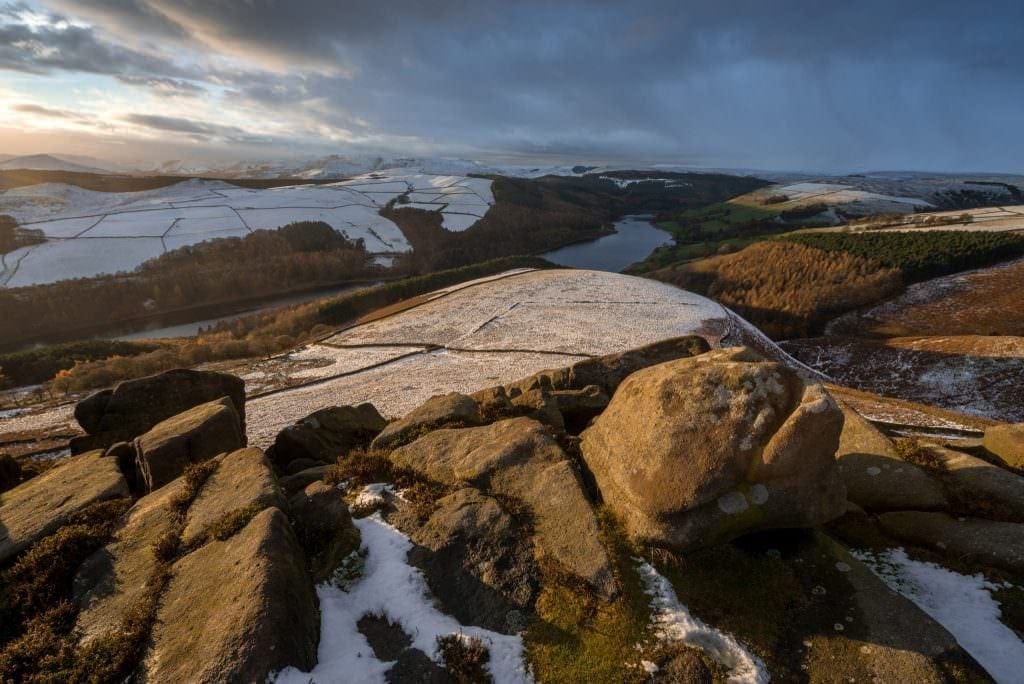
[[2, 337, 1024, 680]]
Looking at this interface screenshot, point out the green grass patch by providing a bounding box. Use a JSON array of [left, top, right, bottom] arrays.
[[524, 509, 654, 684]]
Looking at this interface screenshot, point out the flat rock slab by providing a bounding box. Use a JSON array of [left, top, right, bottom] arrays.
[[929, 444, 1024, 521], [142, 507, 318, 683], [824, 538, 988, 683], [390, 416, 615, 597], [181, 447, 284, 548], [73, 478, 187, 643], [835, 404, 948, 512], [877, 511, 1024, 574], [0, 450, 128, 563], [135, 397, 245, 492]]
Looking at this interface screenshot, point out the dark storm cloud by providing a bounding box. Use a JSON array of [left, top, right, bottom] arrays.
[[0, 4, 193, 79], [121, 113, 273, 144], [14, 0, 1024, 170]]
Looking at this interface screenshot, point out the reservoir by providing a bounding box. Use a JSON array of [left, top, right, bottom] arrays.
[[541, 215, 673, 272]]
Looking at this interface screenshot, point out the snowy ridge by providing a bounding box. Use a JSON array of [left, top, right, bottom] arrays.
[[275, 511, 531, 684], [636, 558, 769, 684], [852, 548, 1024, 684]]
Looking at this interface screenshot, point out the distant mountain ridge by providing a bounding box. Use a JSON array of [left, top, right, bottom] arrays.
[[0, 154, 112, 174]]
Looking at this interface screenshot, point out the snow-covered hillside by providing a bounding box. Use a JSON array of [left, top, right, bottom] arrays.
[[0, 171, 494, 287], [241, 268, 809, 446]]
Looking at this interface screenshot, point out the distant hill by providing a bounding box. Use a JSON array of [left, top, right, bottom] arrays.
[[0, 154, 111, 174]]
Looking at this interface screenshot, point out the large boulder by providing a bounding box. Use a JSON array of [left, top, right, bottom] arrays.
[[268, 404, 386, 471], [372, 392, 481, 451], [396, 487, 538, 634], [877, 511, 1024, 574], [389, 417, 615, 597], [983, 423, 1024, 470], [141, 507, 319, 683], [580, 347, 846, 549], [0, 450, 129, 563], [134, 398, 244, 492], [72, 368, 246, 453], [835, 404, 948, 512], [73, 478, 187, 643], [180, 447, 285, 548]]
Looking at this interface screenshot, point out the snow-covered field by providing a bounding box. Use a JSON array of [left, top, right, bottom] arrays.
[[241, 269, 803, 446], [749, 181, 935, 216], [0, 269, 809, 449], [0, 171, 494, 287]]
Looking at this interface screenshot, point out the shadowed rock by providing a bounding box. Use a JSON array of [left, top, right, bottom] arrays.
[[72, 368, 245, 453], [581, 347, 846, 549], [290, 481, 360, 584], [878, 511, 1024, 574], [0, 450, 128, 563], [835, 403, 948, 512], [268, 404, 386, 471], [73, 478, 187, 643], [396, 487, 538, 633], [389, 417, 615, 597], [927, 443, 1024, 521]]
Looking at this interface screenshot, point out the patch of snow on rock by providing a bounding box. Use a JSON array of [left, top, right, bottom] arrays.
[[853, 547, 1024, 684], [636, 558, 769, 684], [275, 513, 531, 684]]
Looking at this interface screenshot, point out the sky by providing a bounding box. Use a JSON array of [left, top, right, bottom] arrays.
[[0, 0, 1022, 173]]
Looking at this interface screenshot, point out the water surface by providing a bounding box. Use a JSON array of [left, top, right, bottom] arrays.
[[541, 215, 673, 272]]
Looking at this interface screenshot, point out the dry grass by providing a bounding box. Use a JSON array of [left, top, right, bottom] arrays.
[[437, 634, 491, 683], [649, 240, 902, 338]]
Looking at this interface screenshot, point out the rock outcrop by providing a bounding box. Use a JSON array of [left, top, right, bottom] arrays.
[[73, 478, 187, 643], [877, 510, 1024, 574], [268, 404, 387, 471], [580, 347, 846, 549], [134, 397, 245, 492], [372, 392, 482, 450], [141, 507, 319, 683], [180, 447, 284, 547], [72, 368, 245, 453], [289, 481, 361, 584], [927, 443, 1024, 520], [0, 450, 128, 563], [397, 487, 539, 634], [983, 422, 1024, 470], [389, 416, 616, 597], [834, 404, 948, 512]]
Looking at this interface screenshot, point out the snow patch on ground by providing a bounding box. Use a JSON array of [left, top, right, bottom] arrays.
[[275, 513, 531, 684], [636, 558, 769, 684], [853, 547, 1024, 684]]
